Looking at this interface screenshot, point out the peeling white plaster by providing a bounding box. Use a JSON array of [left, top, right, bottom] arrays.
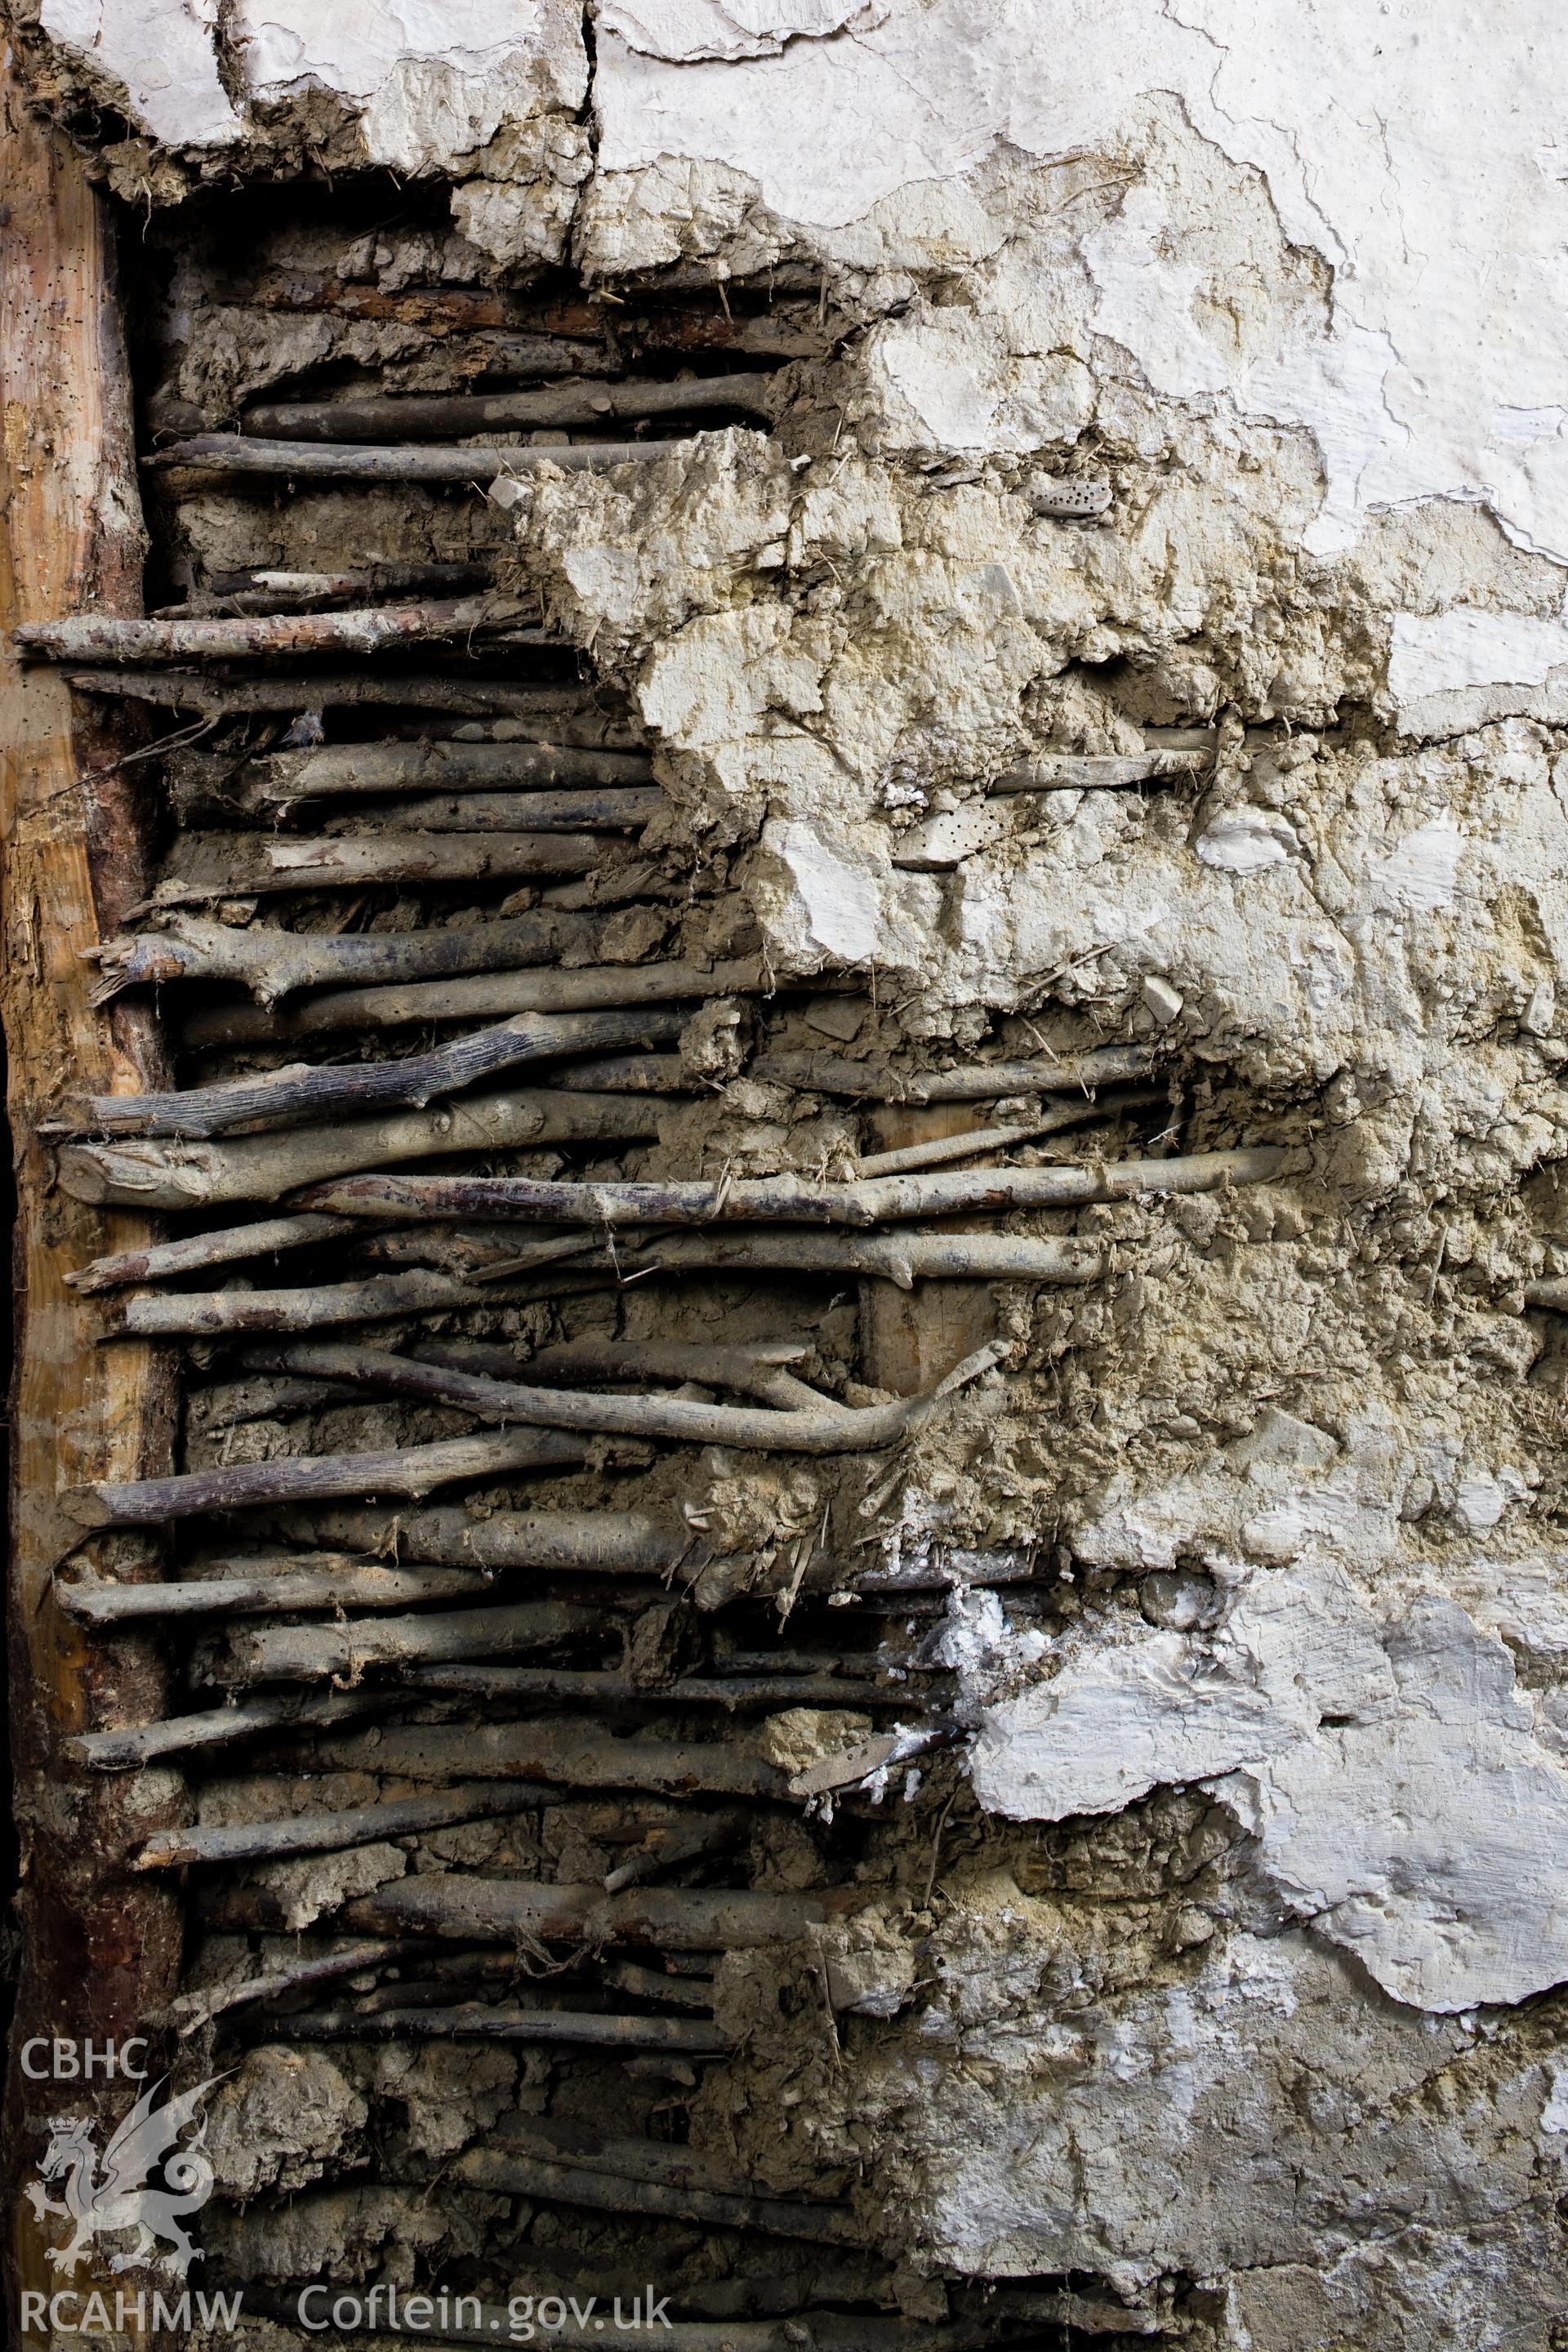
[[972, 1561, 1568, 2011], [38, 0, 241, 145], [597, 0, 884, 65], [234, 0, 586, 173], [592, 0, 1568, 564]]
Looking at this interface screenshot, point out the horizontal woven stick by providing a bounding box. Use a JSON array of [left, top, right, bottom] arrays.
[[345, 1873, 860, 1948], [314, 1720, 787, 1796], [243, 371, 777, 442], [455, 2148, 858, 2244], [57, 1085, 672, 1211], [337, 785, 660, 830], [279, 1503, 684, 1576], [422, 1334, 813, 1403], [163, 561, 494, 613], [605, 1811, 748, 1893], [171, 1937, 428, 2036], [148, 827, 608, 904], [62, 1424, 586, 1529], [154, 434, 686, 480], [87, 907, 615, 1006], [180, 956, 760, 1049], [626, 1230, 1104, 1288], [854, 1093, 1159, 1178], [65, 670, 602, 717], [107, 1263, 594, 1335], [13, 595, 539, 666], [68, 1211, 360, 1293], [237, 1335, 1005, 1456], [750, 1043, 1156, 1098], [57, 1556, 499, 1622], [247, 738, 654, 798], [70, 1687, 385, 1771], [301, 1146, 1294, 1231], [136, 1781, 544, 1869], [261, 2007, 732, 2054], [217, 1598, 599, 1683], [314, 1712, 785, 1797], [407, 1666, 901, 1710], [78, 1006, 686, 1138], [988, 750, 1206, 792]]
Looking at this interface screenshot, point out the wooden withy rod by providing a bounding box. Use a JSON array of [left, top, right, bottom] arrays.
[[242, 371, 777, 440], [11, 593, 540, 664], [73, 1005, 688, 1138]]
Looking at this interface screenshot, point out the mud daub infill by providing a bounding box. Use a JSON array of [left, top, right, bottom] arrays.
[[37, 184, 1171, 2347]]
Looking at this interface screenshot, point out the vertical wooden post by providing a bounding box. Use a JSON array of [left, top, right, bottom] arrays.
[[857, 1107, 1000, 1396], [0, 50, 183, 2341]]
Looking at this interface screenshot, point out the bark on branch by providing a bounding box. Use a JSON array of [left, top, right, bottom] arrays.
[[136, 1782, 544, 1869], [153, 434, 690, 481], [278, 1504, 684, 1577], [63, 1425, 587, 1529], [242, 372, 777, 441], [312, 1719, 788, 1797], [180, 956, 761, 1048], [65, 670, 615, 718], [71, 1688, 386, 1771], [344, 1873, 862, 1948], [263, 2008, 731, 2054], [57, 1087, 674, 1210], [13, 595, 539, 665], [146, 828, 615, 905], [301, 1145, 1298, 1229], [86, 908, 616, 1008], [215, 1599, 599, 1685], [750, 1044, 1156, 1098], [240, 738, 655, 800], [57, 1556, 499, 1622], [229, 1334, 1007, 1456], [74, 1007, 687, 1138]]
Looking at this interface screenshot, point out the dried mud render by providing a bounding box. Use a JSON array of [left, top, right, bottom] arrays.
[[18, 22, 1568, 2344], [494, 137, 1568, 2345]]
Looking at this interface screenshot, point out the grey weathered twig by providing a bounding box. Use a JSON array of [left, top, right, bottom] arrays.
[[58, 1088, 672, 1211], [146, 828, 611, 904], [84, 908, 613, 1007], [180, 957, 760, 1048], [64, 670, 606, 718], [262, 2007, 733, 2053], [314, 1719, 786, 1796], [421, 1334, 815, 1403], [854, 1093, 1159, 1177], [243, 738, 654, 800], [408, 1666, 902, 1711], [455, 2146, 858, 2243], [14, 595, 538, 666], [136, 1782, 544, 1869], [344, 1874, 861, 1948], [107, 1261, 599, 1336], [243, 372, 777, 441], [751, 1044, 1156, 1098], [154, 434, 687, 481], [604, 1811, 749, 1893], [57, 1556, 497, 1623], [160, 562, 494, 614], [170, 1938, 429, 2036], [234, 1335, 1007, 1458], [76, 1007, 686, 1139], [62, 1426, 586, 1529], [278, 1503, 684, 1578], [619, 1230, 1103, 1288], [299, 1147, 1293, 1231], [988, 750, 1206, 792], [216, 1599, 595, 1683], [70, 1688, 385, 1771], [67, 1212, 361, 1293]]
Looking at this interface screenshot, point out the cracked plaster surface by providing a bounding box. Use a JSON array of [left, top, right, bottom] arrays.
[[18, 4, 1568, 2338]]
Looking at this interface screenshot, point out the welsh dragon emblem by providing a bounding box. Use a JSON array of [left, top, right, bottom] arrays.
[[24, 2075, 222, 2278]]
